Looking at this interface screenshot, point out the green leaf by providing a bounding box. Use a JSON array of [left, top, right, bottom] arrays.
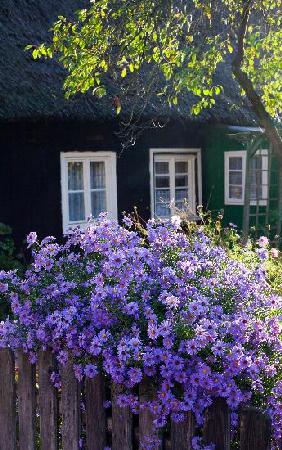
[[121, 67, 127, 78], [227, 44, 233, 53]]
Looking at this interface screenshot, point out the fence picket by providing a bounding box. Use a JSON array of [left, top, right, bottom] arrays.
[[139, 377, 161, 449], [112, 383, 133, 450], [240, 408, 271, 450], [0, 350, 275, 449], [0, 348, 16, 450], [171, 412, 195, 450], [61, 359, 81, 450], [203, 398, 230, 450], [86, 374, 107, 450], [38, 350, 58, 450], [17, 350, 36, 450]]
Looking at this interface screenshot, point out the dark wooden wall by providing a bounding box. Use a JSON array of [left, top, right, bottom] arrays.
[[0, 119, 204, 246]]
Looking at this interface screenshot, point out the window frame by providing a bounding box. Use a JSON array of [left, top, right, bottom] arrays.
[[249, 149, 268, 206], [149, 148, 202, 219], [224, 150, 246, 205], [224, 150, 268, 206], [60, 151, 117, 232]]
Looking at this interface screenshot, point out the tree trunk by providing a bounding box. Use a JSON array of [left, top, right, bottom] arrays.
[[232, 0, 282, 163], [232, 65, 282, 163]]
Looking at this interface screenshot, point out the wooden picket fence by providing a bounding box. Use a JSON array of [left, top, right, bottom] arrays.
[[0, 348, 272, 450]]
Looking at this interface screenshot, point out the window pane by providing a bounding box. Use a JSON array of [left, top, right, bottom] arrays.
[[155, 161, 169, 174], [229, 185, 242, 199], [175, 175, 188, 187], [229, 157, 242, 170], [155, 189, 170, 203], [175, 189, 188, 202], [175, 161, 188, 174], [155, 203, 170, 217], [90, 162, 106, 189], [175, 201, 186, 211], [250, 184, 262, 200], [250, 155, 262, 170], [68, 162, 84, 190], [229, 171, 242, 185], [91, 190, 106, 218], [155, 176, 170, 188], [68, 192, 85, 221], [250, 155, 263, 200], [250, 172, 263, 200]]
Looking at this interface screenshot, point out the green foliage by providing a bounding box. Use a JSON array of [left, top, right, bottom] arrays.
[[0, 224, 23, 272], [265, 255, 282, 296], [0, 223, 24, 320], [182, 210, 282, 296], [27, 0, 282, 120]]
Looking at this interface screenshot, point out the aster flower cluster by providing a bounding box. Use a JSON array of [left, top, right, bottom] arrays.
[[0, 214, 281, 448]]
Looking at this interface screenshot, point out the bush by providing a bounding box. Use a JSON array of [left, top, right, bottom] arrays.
[[0, 223, 24, 320], [0, 214, 281, 449]]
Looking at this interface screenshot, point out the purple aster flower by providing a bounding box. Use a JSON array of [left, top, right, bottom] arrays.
[[84, 364, 98, 379], [26, 231, 38, 248], [0, 282, 8, 293], [258, 236, 269, 248]]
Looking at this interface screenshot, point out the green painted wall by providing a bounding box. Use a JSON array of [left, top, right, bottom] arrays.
[[202, 126, 279, 235], [202, 126, 245, 230]]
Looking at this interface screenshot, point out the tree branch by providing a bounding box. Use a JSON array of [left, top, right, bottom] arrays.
[[232, 0, 282, 161]]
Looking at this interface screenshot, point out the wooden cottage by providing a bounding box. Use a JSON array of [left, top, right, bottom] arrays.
[[0, 0, 280, 244]]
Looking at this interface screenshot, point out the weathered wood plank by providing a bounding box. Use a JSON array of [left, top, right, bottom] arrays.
[[171, 412, 195, 450], [85, 374, 107, 450], [139, 377, 161, 450], [203, 398, 230, 450], [240, 408, 271, 450], [17, 350, 36, 450], [0, 348, 16, 450], [38, 350, 58, 450], [112, 384, 133, 450], [61, 359, 80, 450]]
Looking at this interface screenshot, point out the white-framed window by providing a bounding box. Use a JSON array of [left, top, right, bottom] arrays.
[[150, 148, 202, 219], [224, 150, 268, 205], [224, 150, 246, 205], [60, 152, 117, 232]]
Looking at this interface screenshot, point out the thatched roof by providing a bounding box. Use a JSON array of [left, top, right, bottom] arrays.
[[0, 0, 257, 125]]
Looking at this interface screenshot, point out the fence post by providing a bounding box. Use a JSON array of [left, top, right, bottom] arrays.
[[171, 412, 195, 450], [0, 348, 16, 450], [112, 383, 133, 450], [38, 350, 58, 450], [61, 359, 80, 450], [139, 377, 161, 450], [203, 398, 230, 450], [240, 408, 271, 450], [17, 350, 36, 450], [85, 374, 107, 450]]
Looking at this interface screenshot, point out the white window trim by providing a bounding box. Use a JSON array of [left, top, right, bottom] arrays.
[[60, 151, 117, 233], [149, 148, 202, 219], [224, 150, 268, 206], [224, 150, 246, 205]]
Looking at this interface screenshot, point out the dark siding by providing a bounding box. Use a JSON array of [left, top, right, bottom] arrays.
[[0, 120, 204, 245]]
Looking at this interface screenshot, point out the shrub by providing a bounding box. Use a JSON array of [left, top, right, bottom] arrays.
[[0, 223, 24, 320], [0, 214, 281, 448]]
